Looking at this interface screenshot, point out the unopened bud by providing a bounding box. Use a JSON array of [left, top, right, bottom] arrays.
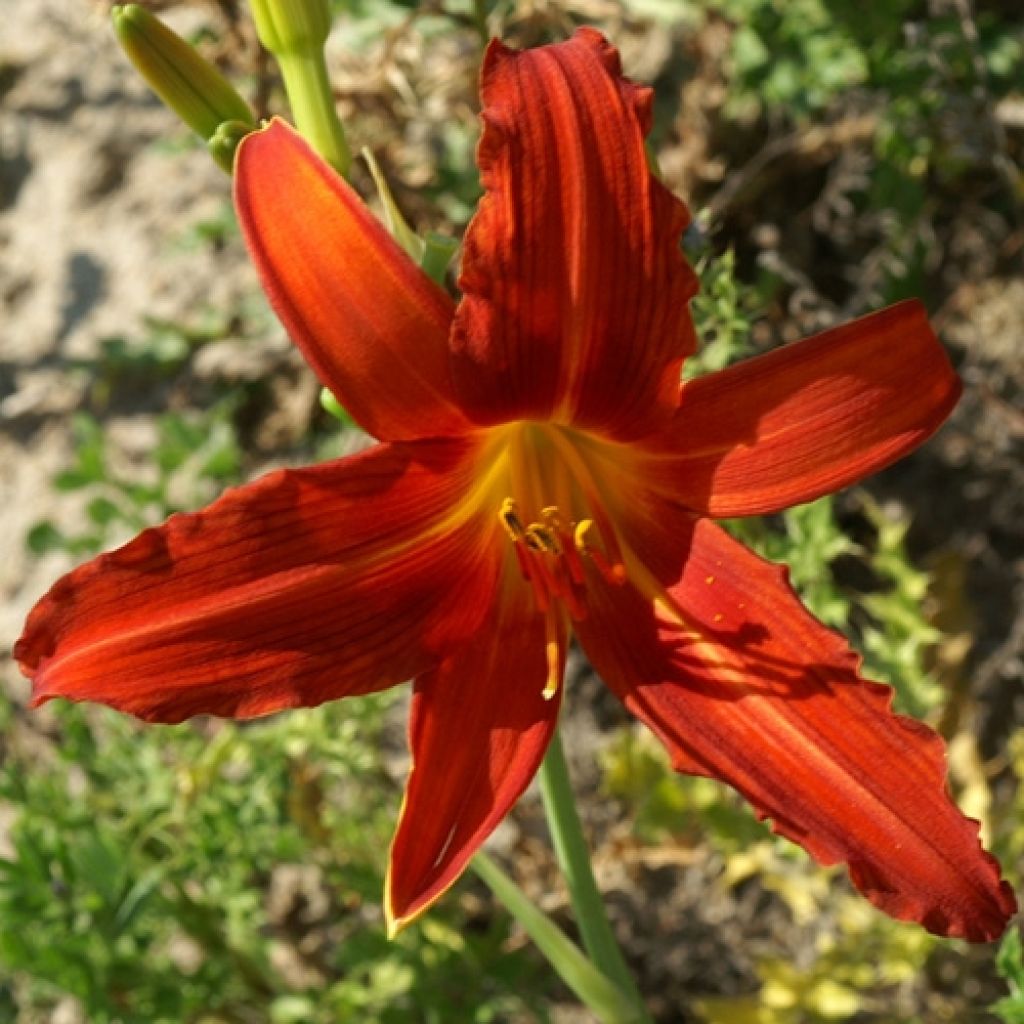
[[249, 0, 331, 56], [247, 0, 349, 176], [112, 4, 255, 142], [207, 119, 255, 173]]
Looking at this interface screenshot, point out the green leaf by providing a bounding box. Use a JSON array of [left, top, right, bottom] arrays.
[[471, 852, 649, 1024], [86, 496, 122, 527], [26, 520, 66, 554], [997, 929, 1024, 994]]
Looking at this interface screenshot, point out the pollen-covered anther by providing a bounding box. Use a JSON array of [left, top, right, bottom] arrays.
[[498, 498, 588, 621], [573, 519, 627, 585], [500, 497, 527, 541], [525, 524, 560, 554]]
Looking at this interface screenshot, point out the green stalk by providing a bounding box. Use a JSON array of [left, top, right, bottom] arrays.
[[471, 0, 490, 46], [471, 852, 647, 1024], [276, 49, 350, 177], [539, 731, 649, 1016]]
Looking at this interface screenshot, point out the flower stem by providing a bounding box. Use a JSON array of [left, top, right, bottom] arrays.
[[471, 0, 490, 46], [471, 852, 646, 1024], [276, 49, 350, 177], [539, 730, 650, 1018]]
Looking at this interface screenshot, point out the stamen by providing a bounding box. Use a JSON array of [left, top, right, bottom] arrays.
[[544, 429, 626, 574], [541, 507, 565, 530], [542, 606, 565, 700], [497, 424, 632, 654], [560, 533, 586, 585], [527, 546, 559, 610], [543, 507, 583, 583], [513, 542, 533, 581], [525, 524, 561, 554], [574, 519, 627, 585], [500, 497, 527, 541], [556, 562, 587, 621]]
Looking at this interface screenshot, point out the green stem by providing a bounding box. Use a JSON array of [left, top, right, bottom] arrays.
[[539, 731, 649, 1016], [276, 49, 350, 177], [471, 853, 646, 1024]]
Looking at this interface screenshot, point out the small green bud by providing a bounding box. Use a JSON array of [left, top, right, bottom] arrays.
[[207, 120, 256, 174], [112, 4, 255, 142], [249, 0, 331, 56], [319, 387, 353, 425]]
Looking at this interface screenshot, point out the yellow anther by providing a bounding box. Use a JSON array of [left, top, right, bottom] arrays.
[[573, 518, 626, 585], [500, 497, 526, 541], [525, 524, 561, 555], [573, 518, 596, 552], [541, 506, 565, 530]]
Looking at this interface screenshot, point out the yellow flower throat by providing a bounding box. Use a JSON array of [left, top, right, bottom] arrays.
[[492, 423, 631, 700]]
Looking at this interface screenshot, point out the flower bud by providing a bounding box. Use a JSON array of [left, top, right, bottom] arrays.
[[112, 4, 255, 141], [207, 119, 255, 174], [247, 0, 350, 177]]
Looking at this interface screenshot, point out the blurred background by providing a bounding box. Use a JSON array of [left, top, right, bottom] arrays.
[[1, 0, 1022, 1020]]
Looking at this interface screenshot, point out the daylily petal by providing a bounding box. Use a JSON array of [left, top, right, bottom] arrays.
[[645, 301, 960, 516], [16, 438, 500, 723], [234, 118, 470, 442], [451, 28, 698, 439], [576, 516, 1015, 941], [385, 589, 559, 931]]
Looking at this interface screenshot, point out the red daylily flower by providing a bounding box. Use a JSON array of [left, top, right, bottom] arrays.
[[16, 29, 1015, 940]]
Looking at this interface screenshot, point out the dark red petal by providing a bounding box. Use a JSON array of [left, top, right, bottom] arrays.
[[385, 590, 558, 931], [451, 28, 698, 439], [234, 118, 470, 442], [576, 516, 1015, 941], [645, 301, 960, 516], [16, 438, 500, 723]]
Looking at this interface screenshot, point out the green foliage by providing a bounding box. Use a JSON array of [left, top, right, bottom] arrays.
[[27, 399, 243, 558], [0, 696, 548, 1021], [706, 0, 1023, 303], [173, 200, 239, 251], [69, 312, 234, 404], [993, 929, 1024, 1023], [697, 895, 935, 1023], [684, 247, 764, 379], [711, 0, 872, 121]]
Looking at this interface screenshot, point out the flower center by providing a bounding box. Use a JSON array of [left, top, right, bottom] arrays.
[[494, 424, 629, 699]]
